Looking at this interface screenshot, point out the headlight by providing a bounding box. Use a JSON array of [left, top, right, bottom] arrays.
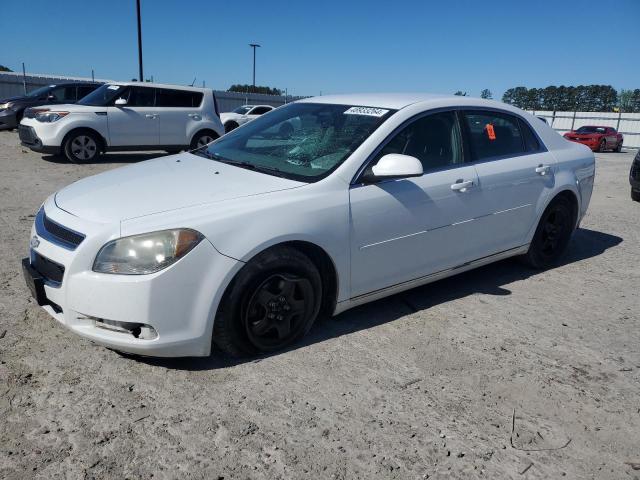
[[93, 229, 204, 275], [0, 102, 10, 110], [34, 111, 69, 123]]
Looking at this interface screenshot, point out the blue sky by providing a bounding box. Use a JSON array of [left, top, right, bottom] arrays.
[[2, 0, 639, 99]]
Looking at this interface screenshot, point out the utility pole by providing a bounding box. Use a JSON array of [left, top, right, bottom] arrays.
[[21, 62, 27, 94], [249, 43, 260, 89], [136, 0, 144, 82]]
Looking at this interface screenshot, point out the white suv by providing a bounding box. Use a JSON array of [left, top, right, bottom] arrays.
[[220, 104, 274, 132], [19, 82, 224, 163]]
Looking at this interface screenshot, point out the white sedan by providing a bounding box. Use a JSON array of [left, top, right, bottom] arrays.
[[220, 104, 274, 133], [22, 94, 595, 357]]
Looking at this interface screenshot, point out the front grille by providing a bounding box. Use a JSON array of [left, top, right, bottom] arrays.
[[31, 250, 65, 285], [35, 207, 85, 250], [18, 125, 36, 145]]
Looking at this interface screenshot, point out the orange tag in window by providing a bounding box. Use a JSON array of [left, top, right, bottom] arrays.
[[486, 124, 496, 140]]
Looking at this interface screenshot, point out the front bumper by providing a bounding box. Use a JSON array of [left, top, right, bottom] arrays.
[[0, 108, 18, 129], [18, 125, 60, 154], [22, 200, 242, 357], [566, 138, 599, 151]]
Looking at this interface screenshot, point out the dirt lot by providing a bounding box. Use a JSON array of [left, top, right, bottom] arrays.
[[0, 130, 638, 479]]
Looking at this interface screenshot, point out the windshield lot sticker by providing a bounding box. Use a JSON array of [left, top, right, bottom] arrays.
[[344, 107, 389, 117], [485, 123, 496, 140], [107, 85, 120, 90]]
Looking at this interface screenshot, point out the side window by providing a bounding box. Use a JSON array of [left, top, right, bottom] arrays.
[[251, 106, 272, 115], [463, 111, 525, 160], [156, 89, 201, 107], [518, 118, 541, 152], [77, 85, 98, 100], [49, 86, 77, 102], [128, 87, 156, 107], [370, 111, 464, 174]]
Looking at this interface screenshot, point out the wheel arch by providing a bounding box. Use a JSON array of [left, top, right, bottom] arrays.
[[215, 239, 340, 321], [190, 128, 220, 147], [61, 127, 107, 152]]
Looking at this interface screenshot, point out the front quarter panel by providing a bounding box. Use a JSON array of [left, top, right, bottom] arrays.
[[120, 178, 351, 303]]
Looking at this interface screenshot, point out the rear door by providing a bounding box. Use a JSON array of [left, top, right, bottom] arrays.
[[156, 88, 204, 146], [462, 110, 555, 253], [106, 86, 159, 146]]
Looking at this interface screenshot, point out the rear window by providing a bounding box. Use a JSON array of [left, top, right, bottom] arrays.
[[463, 110, 527, 160], [156, 89, 203, 108]]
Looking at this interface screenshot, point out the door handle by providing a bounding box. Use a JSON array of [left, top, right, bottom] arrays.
[[188, 113, 201, 120], [451, 179, 474, 192], [535, 164, 551, 175], [145, 114, 157, 119]]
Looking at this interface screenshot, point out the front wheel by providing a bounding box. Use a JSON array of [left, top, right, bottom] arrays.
[[213, 246, 322, 357], [63, 131, 101, 163], [615, 141, 622, 153], [632, 189, 640, 202], [522, 196, 575, 269]]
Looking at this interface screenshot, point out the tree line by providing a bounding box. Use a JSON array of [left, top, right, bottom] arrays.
[[228, 84, 283, 96], [501, 85, 640, 113]]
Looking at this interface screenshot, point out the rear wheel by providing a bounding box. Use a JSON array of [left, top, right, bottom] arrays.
[[632, 189, 640, 202], [189, 130, 218, 150], [63, 131, 101, 163], [213, 246, 322, 357], [522, 196, 575, 269], [615, 141, 622, 153], [598, 139, 607, 152]]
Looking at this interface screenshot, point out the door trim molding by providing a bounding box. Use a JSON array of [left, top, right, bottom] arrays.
[[335, 244, 529, 315]]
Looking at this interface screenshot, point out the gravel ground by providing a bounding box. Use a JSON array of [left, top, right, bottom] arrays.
[[0, 130, 638, 479]]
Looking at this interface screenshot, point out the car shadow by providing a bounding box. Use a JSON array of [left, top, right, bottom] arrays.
[[40, 152, 170, 164], [129, 227, 622, 371]]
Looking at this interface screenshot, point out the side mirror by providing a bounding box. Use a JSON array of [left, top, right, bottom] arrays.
[[367, 154, 423, 182], [115, 98, 128, 106], [46, 94, 56, 101]]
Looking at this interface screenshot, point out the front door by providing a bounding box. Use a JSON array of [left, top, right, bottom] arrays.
[[349, 110, 486, 298], [106, 86, 159, 147]]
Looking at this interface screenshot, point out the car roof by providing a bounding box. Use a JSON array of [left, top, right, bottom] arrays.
[[297, 93, 514, 111], [107, 81, 210, 92]]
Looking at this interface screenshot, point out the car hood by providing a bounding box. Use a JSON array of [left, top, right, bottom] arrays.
[[54, 152, 306, 223]]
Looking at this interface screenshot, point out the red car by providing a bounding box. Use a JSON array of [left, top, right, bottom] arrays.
[[564, 126, 623, 152]]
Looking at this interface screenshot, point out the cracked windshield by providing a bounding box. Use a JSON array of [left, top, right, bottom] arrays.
[[202, 103, 394, 181]]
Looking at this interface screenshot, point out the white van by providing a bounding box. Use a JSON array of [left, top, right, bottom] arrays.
[[19, 82, 224, 163]]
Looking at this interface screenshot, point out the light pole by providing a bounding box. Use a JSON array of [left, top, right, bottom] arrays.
[[136, 0, 144, 82], [249, 43, 260, 90]]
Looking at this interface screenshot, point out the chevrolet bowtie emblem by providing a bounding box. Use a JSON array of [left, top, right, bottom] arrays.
[[30, 236, 40, 249]]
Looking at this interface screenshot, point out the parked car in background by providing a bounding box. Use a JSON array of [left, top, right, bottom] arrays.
[[630, 149, 640, 201], [22, 94, 595, 357], [0, 82, 101, 130], [18, 82, 224, 163], [220, 104, 274, 132], [564, 126, 623, 152]]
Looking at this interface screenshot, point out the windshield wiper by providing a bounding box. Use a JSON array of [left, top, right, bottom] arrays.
[[199, 151, 288, 178]]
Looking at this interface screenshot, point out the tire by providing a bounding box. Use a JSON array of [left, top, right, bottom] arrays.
[[189, 130, 218, 150], [522, 196, 575, 269], [224, 122, 238, 134], [615, 141, 622, 153], [632, 189, 640, 202], [63, 130, 101, 163], [213, 246, 322, 357], [598, 139, 606, 152]]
